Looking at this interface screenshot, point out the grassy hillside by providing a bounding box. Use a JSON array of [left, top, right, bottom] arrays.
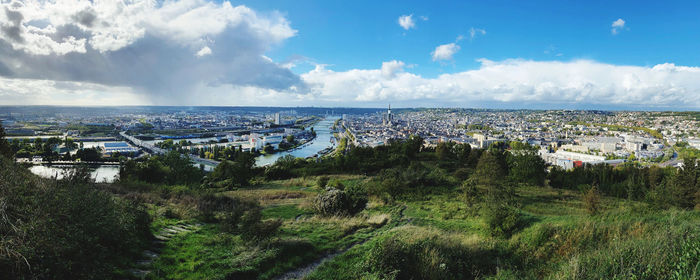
[[115, 174, 698, 279], [1, 132, 698, 279]]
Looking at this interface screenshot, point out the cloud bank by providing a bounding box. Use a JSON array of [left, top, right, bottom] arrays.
[[300, 59, 700, 109], [0, 1, 697, 109], [0, 0, 303, 104]]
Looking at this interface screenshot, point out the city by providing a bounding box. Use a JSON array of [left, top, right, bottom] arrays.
[[2, 107, 697, 174], [1, 0, 699, 280]]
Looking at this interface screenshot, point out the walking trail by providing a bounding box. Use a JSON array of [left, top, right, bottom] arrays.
[[274, 205, 408, 280], [127, 222, 203, 279]]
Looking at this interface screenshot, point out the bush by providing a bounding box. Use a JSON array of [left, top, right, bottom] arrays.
[[345, 183, 369, 215], [312, 187, 367, 217], [313, 188, 349, 216], [0, 158, 151, 279], [460, 178, 481, 211], [482, 204, 521, 237], [582, 185, 602, 215], [372, 163, 455, 199], [316, 176, 330, 189], [195, 194, 280, 240], [264, 165, 293, 180], [453, 167, 472, 180]]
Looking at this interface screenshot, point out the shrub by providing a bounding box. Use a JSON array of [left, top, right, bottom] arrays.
[[582, 185, 602, 215], [327, 179, 345, 189], [312, 187, 367, 217], [264, 165, 292, 180], [453, 167, 472, 180], [195, 194, 280, 240], [461, 178, 481, 209], [345, 183, 369, 215], [372, 164, 454, 199], [0, 158, 151, 279], [316, 176, 330, 189], [482, 204, 521, 237], [313, 188, 349, 216]]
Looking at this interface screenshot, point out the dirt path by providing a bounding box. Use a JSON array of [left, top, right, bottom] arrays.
[[274, 205, 408, 280], [127, 222, 202, 279]]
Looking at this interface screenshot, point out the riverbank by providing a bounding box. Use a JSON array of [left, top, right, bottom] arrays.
[[255, 116, 339, 166], [29, 164, 119, 183]]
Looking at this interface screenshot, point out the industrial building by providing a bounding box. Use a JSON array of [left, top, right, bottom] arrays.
[[102, 142, 140, 156]]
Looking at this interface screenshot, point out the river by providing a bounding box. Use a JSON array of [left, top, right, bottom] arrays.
[[28, 116, 339, 180], [255, 116, 339, 166], [29, 165, 120, 183]]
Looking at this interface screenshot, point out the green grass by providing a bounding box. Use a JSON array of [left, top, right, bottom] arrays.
[[404, 194, 487, 235], [147, 175, 396, 279], [142, 175, 700, 280], [308, 185, 700, 280], [262, 204, 311, 220]]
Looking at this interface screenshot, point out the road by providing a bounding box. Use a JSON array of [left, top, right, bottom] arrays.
[[120, 131, 220, 167]]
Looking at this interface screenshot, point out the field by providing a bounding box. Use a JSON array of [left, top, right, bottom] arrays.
[[138, 175, 700, 279]]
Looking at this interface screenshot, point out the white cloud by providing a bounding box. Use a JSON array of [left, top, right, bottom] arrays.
[[3, 58, 699, 109], [469, 27, 486, 40], [196, 46, 212, 56], [298, 59, 700, 109], [0, 2, 696, 110], [398, 14, 415, 30], [0, 0, 296, 54], [431, 43, 460, 61], [0, 77, 145, 106], [611, 18, 626, 35], [381, 60, 405, 79], [0, 0, 303, 103]]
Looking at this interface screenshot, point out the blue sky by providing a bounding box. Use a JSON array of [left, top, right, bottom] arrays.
[[0, 0, 698, 109], [243, 0, 700, 76]]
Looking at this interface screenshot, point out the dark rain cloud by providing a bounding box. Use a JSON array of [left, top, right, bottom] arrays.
[[0, 1, 306, 103]]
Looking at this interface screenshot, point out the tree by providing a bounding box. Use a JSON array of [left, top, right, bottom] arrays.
[[158, 139, 174, 149], [671, 157, 698, 208], [209, 152, 256, 188], [474, 151, 507, 188], [435, 141, 455, 161], [161, 151, 202, 185], [475, 151, 520, 237], [64, 137, 78, 150], [404, 135, 424, 159], [507, 151, 546, 186], [582, 185, 602, 215], [263, 144, 275, 154], [0, 124, 12, 158], [453, 143, 471, 165], [75, 147, 102, 162]]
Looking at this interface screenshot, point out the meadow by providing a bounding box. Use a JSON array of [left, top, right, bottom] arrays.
[[124, 175, 699, 279], [1, 130, 698, 279]]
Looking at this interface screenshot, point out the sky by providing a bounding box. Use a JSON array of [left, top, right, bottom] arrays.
[[0, 0, 699, 109]]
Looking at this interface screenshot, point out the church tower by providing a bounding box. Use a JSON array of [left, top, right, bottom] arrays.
[[388, 104, 392, 123]]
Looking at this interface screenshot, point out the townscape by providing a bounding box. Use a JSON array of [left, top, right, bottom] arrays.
[[1, 105, 699, 279], [1, 0, 700, 279], [2, 106, 697, 172]]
